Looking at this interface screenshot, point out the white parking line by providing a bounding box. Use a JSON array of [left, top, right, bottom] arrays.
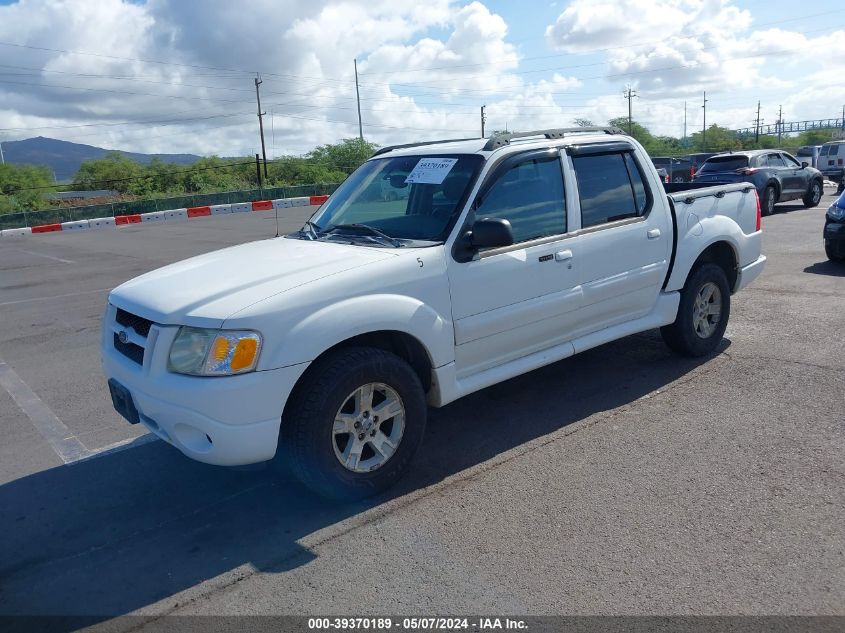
[[13, 248, 75, 264], [0, 357, 155, 464], [0, 287, 112, 307]]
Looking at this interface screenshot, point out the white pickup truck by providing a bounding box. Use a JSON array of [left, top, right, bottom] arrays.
[[102, 127, 766, 498]]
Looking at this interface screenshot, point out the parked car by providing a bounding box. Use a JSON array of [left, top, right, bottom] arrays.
[[818, 140, 845, 184], [102, 126, 765, 499], [684, 152, 718, 176], [652, 156, 694, 182], [796, 145, 823, 169], [693, 150, 824, 216], [824, 189, 845, 261]]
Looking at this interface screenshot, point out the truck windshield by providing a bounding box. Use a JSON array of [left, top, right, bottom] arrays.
[[700, 156, 749, 172], [304, 154, 483, 245]]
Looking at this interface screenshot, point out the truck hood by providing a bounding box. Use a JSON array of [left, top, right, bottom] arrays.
[[109, 237, 397, 327]]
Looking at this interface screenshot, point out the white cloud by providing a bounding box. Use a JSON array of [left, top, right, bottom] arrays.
[[543, 0, 845, 136], [0, 0, 842, 156]]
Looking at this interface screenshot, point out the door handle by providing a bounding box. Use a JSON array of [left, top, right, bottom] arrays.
[[555, 249, 573, 262], [647, 228, 661, 239]]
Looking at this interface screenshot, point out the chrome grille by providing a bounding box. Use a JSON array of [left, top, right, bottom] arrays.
[[113, 308, 155, 365], [115, 308, 153, 337], [113, 333, 144, 364]]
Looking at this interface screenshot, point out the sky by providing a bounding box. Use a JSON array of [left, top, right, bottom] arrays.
[[0, 0, 843, 157]]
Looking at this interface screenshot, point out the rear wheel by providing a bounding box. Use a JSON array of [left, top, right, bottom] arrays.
[[803, 179, 823, 208], [661, 263, 731, 357], [279, 347, 427, 500], [761, 185, 777, 216]]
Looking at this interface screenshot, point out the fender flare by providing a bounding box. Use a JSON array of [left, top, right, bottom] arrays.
[[260, 294, 454, 370]]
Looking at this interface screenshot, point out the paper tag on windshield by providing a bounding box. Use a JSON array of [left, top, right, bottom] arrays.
[[405, 158, 458, 185]]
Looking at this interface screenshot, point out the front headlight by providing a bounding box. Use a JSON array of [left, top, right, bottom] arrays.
[[827, 204, 845, 221], [168, 327, 262, 376]]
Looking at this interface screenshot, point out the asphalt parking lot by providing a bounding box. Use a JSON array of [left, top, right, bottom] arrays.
[[0, 193, 843, 625]]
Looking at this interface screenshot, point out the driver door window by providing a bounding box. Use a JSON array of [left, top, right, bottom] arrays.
[[475, 156, 566, 244]]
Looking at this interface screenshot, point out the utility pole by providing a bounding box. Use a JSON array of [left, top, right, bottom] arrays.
[[0, 139, 4, 165], [480, 105, 487, 137], [254, 74, 268, 178], [354, 59, 363, 141], [841, 104, 844, 130], [624, 86, 638, 134], [755, 101, 761, 143], [777, 105, 783, 144], [702, 91, 708, 151]]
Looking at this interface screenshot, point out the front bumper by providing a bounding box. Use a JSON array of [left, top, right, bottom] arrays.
[[734, 254, 767, 292], [102, 308, 309, 466]]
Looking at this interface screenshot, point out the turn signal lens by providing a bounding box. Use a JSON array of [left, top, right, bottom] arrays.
[[231, 338, 259, 372], [212, 336, 230, 362]]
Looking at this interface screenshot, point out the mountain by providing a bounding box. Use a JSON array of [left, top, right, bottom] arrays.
[[1, 136, 202, 182]]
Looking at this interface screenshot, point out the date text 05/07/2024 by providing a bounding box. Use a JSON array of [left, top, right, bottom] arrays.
[[307, 617, 528, 630]]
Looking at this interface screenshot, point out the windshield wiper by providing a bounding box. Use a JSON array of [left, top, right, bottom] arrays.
[[300, 220, 323, 240], [325, 223, 403, 247]]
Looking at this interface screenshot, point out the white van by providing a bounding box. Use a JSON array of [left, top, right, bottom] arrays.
[[818, 141, 845, 181]]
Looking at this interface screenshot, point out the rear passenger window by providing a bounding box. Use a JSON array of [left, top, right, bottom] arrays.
[[766, 154, 787, 167], [831, 145, 840, 156], [475, 156, 566, 243], [572, 152, 650, 228]]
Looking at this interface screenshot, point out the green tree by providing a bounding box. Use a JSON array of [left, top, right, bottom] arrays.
[[0, 163, 54, 212], [306, 138, 379, 174], [73, 152, 144, 193], [689, 125, 742, 153]]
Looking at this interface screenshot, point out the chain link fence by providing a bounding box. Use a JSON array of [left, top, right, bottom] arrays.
[[0, 183, 341, 230]]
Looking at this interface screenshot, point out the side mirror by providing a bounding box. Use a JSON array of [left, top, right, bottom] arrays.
[[468, 218, 514, 249], [801, 162, 809, 168], [388, 175, 408, 188]]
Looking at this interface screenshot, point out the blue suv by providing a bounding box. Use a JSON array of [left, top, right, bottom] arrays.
[[694, 150, 824, 216]]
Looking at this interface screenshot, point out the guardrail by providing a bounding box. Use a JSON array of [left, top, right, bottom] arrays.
[[0, 183, 341, 231], [1, 194, 332, 238]]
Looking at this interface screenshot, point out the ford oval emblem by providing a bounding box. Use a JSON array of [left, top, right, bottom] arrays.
[[118, 330, 129, 344]]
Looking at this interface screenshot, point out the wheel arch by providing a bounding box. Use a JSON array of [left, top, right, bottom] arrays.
[[765, 179, 780, 199], [688, 240, 738, 292], [282, 329, 435, 423]]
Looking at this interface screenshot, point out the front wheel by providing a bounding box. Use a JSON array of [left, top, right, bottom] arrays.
[[826, 240, 845, 262], [803, 180, 822, 208], [279, 347, 427, 500], [661, 263, 731, 357]]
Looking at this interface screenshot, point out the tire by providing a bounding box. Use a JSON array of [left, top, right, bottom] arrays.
[[803, 179, 823, 208], [826, 241, 845, 262], [761, 184, 777, 216], [661, 263, 731, 357], [279, 347, 427, 500]]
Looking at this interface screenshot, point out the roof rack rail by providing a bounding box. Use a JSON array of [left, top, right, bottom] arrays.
[[371, 137, 480, 157], [482, 126, 626, 151]]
